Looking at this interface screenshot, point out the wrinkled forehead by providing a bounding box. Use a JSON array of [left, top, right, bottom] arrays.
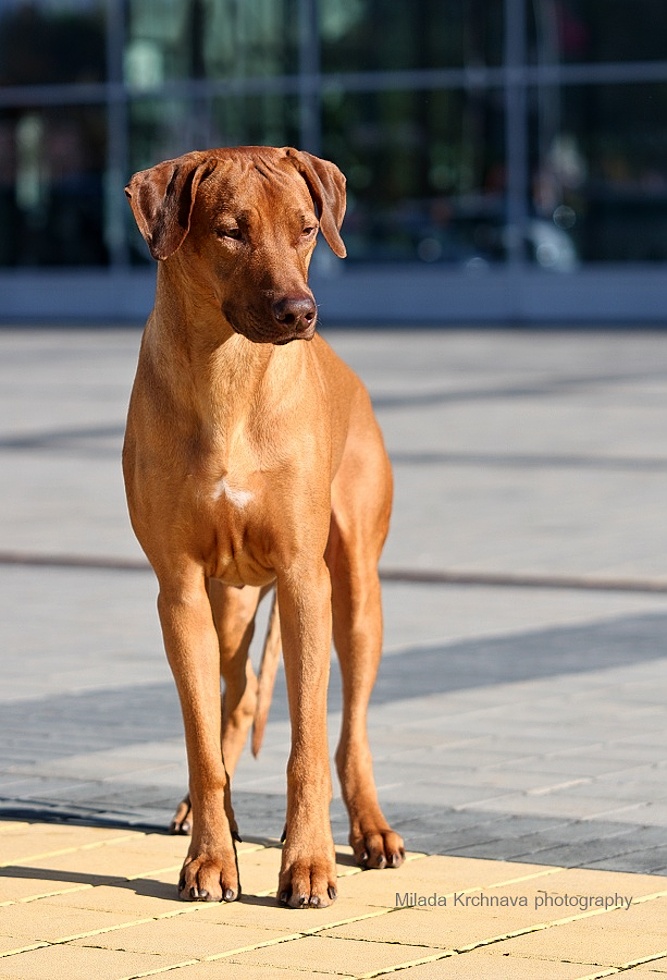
[[196, 150, 315, 219]]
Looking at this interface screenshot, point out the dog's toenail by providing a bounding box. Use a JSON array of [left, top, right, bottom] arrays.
[[224, 888, 235, 902], [328, 885, 337, 901]]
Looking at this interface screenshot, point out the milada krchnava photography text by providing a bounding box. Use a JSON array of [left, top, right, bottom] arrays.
[[395, 891, 634, 912]]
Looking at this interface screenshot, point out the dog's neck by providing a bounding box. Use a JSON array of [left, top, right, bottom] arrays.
[[145, 261, 312, 445]]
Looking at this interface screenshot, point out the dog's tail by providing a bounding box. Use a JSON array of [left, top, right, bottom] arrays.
[[252, 589, 281, 757]]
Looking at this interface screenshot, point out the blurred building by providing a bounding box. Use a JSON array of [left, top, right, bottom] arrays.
[[1, 0, 667, 322]]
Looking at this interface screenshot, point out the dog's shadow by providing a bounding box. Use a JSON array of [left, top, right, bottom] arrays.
[[0, 863, 174, 901], [0, 864, 283, 905], [0, 827, 359, 907]]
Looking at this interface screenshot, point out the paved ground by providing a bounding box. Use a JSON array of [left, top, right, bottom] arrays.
[[1, 326, 667, 977], [2, 819, 667, 979]]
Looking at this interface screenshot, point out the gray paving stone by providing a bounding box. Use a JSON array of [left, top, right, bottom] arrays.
[[2, 327, 667, 874]]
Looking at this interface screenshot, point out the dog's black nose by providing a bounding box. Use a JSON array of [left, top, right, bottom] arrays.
[[272, 295, 317, 328]]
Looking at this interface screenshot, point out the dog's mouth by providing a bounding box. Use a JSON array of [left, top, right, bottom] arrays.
[[224, 307, 316, 345], [272, 322, 317, 345]]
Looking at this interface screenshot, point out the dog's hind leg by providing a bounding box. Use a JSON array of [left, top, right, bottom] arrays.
[[170, 582, 263, 836], [210, 580, 264, 781], [328, 405, 405, 871]]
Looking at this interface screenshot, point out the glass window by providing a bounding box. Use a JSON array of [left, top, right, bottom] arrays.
[[125, 0, 300, 87], [321, 0, 504, 73], [0, 106, 107, 267], [322, 88, 506, 264], [528, 0, 667, 65], [128, 93, 301, 175], [129, 98, 200, 175], [127, 93, 301, 263], [0, 1, 106, 86], [530, 83, 667, 262]]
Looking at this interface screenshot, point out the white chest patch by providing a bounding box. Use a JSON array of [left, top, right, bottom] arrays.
[[212, 477, 253, 509]]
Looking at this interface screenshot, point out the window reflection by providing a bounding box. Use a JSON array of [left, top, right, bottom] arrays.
[[0, 1, 105, 86], [0, 0, 666, 270], [533, 84, 667, 262], [124, 0, 300, 85], [323, 88, 506, 265], [321, 0, 504, 72], [528, 0, 667, 64], [0, 106, 107, 266]]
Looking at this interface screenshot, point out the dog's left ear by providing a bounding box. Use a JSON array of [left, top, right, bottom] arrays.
[[125, 152, 216, 260], [285, 149, 347, 258]]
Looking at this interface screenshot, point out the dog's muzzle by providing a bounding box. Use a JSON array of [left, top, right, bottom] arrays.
[[225, 294, 318, 345]]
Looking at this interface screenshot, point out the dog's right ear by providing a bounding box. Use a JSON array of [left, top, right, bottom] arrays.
[[125, 153, 216, 260]]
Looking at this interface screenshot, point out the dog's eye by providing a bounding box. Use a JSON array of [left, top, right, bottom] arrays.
[[217, 227, 243, 241], [302, 225, 316, 238]]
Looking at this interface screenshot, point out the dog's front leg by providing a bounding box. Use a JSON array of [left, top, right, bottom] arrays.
[[277, 560, 338, 908], [157, 573, 240, 902]]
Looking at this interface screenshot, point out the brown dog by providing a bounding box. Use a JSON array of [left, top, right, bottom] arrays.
[[123, 145, 404, 908]]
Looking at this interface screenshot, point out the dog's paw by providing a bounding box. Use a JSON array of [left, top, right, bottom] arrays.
[[169, 795, 193, 835], [178, 851, 239, 903], [352, 828, 405, 870], [278, 854, 337, 908]]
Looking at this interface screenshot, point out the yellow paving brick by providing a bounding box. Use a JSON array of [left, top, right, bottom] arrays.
[[325, 864, 667, 953], [117, 959, 339, 979], [338, 855, 559, 909], [0, 872, 92, 905], [144, 960, 340, 980], [226, 933, 443, 975], [0, 899, 148, 942], [29, 880, 186, 918], [323, 897, 543, 952], [0, 823, 30, 835], [396, 855, 563, 890], [372, 949, 610, 979], [4, 821, 667, 980], [0, 826, 135, 865], [14, 841, 181, 884], [194, 892, 391, 934], [0, 943, 182, 980], [69, 916, 295, 958], [232, 844, 282, 895], [331, 867, 431, 908], [0, 936, 48, 956], [494, 897, 667, 968], [513, 866, 667, 906], [323, 884, 667, 956], [618, 969, 667, 978]]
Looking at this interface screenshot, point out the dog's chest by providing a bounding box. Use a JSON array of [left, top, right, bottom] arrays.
[[197, 471, 268, 585], [210, 474, 254, 510]]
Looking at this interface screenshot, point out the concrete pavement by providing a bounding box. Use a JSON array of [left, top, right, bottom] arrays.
[[2, 818, 667, 979], [1, 326, 667, 977]]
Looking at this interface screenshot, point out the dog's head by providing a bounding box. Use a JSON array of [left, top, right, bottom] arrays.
[[125, 146, 346, 344]]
